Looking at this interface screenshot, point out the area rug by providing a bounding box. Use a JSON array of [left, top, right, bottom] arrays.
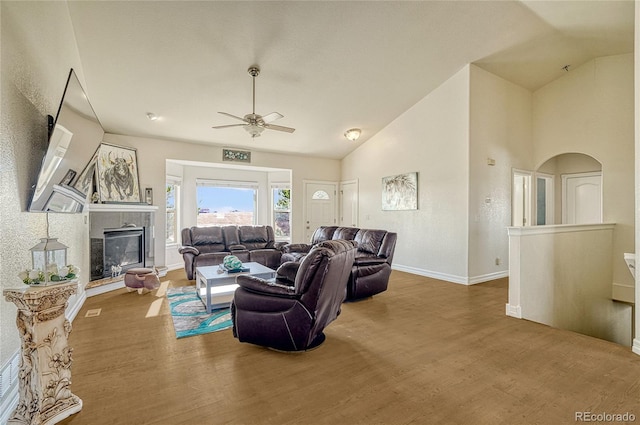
[[167, 286, 232, 338]]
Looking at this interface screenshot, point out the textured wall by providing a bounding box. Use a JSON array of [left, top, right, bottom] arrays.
[[533, 54, 635, 291], [341, 67, 471, 281], [1, 2, 89, 368]]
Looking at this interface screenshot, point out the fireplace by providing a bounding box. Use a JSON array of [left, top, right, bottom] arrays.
[[102, 227, 145, 277], [88, 204, 156, 281]]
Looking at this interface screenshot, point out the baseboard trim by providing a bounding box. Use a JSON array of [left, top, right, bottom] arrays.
[[633, 339, 640, 356], [392, 264, 508, 286], [166, 263, 184, 272], [67, 291, 87, 322], [0, 350, 20, 425], [506, 303, 522, 319], [468, 271, 509, 285]]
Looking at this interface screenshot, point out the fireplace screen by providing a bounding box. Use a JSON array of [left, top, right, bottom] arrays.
[[103, 227, 145, 277]]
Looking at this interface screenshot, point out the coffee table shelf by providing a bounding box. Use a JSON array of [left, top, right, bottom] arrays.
[[195, 262, 275, 313]]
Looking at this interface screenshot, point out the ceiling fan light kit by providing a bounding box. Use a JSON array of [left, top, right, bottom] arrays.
[[212, 66, 295, 138]]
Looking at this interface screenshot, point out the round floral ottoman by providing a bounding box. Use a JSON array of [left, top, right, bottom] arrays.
[[124, 267, 160, 294]]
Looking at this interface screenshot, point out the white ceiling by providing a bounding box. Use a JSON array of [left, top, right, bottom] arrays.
[[66, 1, 634, 160]]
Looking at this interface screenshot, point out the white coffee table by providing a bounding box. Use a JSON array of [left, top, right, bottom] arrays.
[[195, 262, 275, 313]]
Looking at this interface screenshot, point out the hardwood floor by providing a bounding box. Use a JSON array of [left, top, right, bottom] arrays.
[[59, 270, 640, 425]]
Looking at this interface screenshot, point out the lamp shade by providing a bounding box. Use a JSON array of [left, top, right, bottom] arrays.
[[30, 238, 68, 283]]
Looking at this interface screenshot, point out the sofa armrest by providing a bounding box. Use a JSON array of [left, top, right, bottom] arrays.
[[178, 246, 199, 256], [281, 243, 312, 254], [237, 275, 296, 297], [276, 261, 301, 284], [275, 241, 288, 250], [354, 256, 389, 266]]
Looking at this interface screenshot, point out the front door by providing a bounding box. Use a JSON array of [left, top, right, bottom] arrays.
[[304, 181, 337, 241]]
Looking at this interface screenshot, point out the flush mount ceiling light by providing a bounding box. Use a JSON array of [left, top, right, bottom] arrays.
[[146, 112, 159, 121], [344, 128, 361, 141]]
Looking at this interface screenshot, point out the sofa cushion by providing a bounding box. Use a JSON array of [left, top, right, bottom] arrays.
[[238, 226, 275, 250], [190, 227, 226, 253], [354, 229, 386, 255], [311, 226, 338, 244], [333, 227, 359, 241]]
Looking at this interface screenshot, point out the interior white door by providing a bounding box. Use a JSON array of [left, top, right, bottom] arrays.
[[304, 181, 337, 241], [563, 172, 602, 224], [339, 180, 358, 227], [512, 170, 532, 226]]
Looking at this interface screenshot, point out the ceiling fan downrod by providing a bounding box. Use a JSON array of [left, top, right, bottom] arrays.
[[248, 66, 260, 115]]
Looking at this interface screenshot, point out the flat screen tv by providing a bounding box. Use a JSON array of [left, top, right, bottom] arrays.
[[28, 68, 104, 213]]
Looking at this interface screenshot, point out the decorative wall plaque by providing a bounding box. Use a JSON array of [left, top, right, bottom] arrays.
[[222, 148, 251, 163]]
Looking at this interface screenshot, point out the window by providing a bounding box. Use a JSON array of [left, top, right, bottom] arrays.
[[312, 190, 330, 200], [166, 176, 181, 245], [196, 179, 257, 226], [272, 185, 291, 241]]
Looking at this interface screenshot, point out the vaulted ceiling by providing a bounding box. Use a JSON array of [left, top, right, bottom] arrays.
[[65, 1, 634, 160]]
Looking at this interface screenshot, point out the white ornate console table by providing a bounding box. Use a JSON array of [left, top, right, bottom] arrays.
[[3, 281, 82, 425]]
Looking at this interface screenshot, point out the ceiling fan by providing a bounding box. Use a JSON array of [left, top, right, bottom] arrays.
[[212, 66, 295, 138]]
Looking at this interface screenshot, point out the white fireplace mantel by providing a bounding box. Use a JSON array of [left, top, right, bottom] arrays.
[[87, 203, 158, 213]]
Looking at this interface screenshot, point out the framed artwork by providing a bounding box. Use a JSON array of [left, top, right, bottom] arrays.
[[222, 148, 251, 163], [59, 169, 77, 186], [73, 149, 98, 197], [95, 143, 142, 203], [382, 172, 418, 210]]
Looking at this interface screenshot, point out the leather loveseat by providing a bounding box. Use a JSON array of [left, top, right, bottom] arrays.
[[279, 226, 397, 300], [179, 225, 283, 280]]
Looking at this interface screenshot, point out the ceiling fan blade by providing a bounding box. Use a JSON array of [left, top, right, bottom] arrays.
[[261, 112, 284, 123], [218, 112, 248, 123], [212, 124, 246, 129], [264, 123, 296, 133]]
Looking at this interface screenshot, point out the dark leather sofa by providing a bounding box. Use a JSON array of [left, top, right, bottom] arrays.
[[232, 240, 357, 351], [279, 226, 397, 300], [179, 225, 283, 279]]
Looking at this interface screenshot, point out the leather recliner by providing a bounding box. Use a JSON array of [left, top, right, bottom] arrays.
[[231, 240, 357, 352], [279, 226, 397, 300]]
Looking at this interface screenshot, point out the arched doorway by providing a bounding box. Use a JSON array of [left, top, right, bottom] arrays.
[[535, 153, 602, 225]]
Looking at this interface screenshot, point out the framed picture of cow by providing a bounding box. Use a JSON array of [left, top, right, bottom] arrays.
[[95, 143, 142, 203]]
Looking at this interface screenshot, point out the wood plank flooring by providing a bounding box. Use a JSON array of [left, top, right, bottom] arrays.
[[59, 270, 640, 425]]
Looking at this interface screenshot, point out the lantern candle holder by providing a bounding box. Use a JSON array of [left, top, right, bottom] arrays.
[[19, 238, 79, 285]]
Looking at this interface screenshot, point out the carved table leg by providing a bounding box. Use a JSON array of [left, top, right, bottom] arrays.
[[4, 281, 82, 425]]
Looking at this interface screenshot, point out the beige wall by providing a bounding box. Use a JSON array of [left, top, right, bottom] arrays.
[[468, 65, 533, 279], [0, 1, 90, 369], [342, 67, 471, 281], [533, 54, 635, 291]]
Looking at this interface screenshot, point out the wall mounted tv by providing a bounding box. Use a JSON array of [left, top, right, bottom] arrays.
[[28, 68, 104, 213]]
